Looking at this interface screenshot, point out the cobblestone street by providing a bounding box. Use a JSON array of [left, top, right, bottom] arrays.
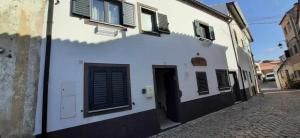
[[152, 91, 300, 138]]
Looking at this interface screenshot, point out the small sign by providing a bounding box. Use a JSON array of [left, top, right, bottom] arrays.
[[191, 57, 207, 66]]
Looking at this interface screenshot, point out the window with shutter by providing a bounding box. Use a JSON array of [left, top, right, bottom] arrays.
[[209, 26, 215, 40], [193, 20, 215, 41], [71, 0, 90, 17], [72, 0, 136, 28], [157, 13, 170, 34], [216, 69, 230, 90], [84, 63, 131, 117], [249, 72, 253, 83], [196, 72, 209, 94], [90, 0, 122, 25], [122, 2, 136, 27]]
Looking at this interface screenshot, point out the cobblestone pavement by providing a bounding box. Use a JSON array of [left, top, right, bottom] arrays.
[[152, 91, 300, 138]]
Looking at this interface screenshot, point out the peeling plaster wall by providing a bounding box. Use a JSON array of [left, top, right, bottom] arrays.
[[0, 0, 47, 137]]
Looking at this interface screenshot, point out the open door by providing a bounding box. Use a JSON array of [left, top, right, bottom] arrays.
[[229, 71, 242, 102], [153, 66, 181, 129]]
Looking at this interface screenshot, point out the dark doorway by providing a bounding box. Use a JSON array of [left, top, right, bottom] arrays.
[[229, 71, 242, 102], [153, 65, 181, 129]]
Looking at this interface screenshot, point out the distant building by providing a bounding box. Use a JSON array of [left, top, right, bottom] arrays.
[[277, 2, 300, 89], [259, 60, 281, 78], [255, 62, 262, 80]]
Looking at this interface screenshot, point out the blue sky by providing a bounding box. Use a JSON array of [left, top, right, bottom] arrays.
[[203, 0, 297, 61]]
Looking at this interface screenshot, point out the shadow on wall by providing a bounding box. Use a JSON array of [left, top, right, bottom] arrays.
[[0, 31, 229, 137]]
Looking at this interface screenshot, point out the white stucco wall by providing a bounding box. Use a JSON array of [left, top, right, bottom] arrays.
[[35, 0, 236, 133], [228, 19, 255, 92]]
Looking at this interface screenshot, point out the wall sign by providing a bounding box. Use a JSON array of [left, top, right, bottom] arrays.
[[191, 57, 207, 66]]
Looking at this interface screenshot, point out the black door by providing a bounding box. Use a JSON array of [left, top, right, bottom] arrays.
[[163, 70, 180, 122], [153, 66, 180, 123], [229, 72, 242, 102]]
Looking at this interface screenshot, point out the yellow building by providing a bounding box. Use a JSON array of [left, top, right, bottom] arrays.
[[278, 2, 300, 89]]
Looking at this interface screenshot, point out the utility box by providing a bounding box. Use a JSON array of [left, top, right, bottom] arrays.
[[143, 86, 154, 98]]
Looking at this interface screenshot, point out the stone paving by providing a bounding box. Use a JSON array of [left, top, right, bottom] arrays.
[[152, 91, 300, 138]]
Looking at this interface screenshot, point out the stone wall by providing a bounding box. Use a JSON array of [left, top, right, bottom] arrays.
[[0, 0, 47, 137]]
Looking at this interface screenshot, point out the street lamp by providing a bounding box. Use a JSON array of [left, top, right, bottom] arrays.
[[277, 40, 287, 49], [278, 43, 283, 49]]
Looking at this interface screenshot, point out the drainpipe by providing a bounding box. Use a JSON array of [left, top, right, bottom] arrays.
[[42, 0, 54, 137], [227, 19, 247, 101]]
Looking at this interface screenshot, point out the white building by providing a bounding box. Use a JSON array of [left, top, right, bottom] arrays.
[[212, 2, 257, 97], [35, 0, 256, 137]]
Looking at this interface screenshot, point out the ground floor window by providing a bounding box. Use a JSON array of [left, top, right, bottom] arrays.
[[84, 63, 131, 117], [196, 72, 209, 94], [249, 72, 253, 83], [216, 69, 230, 90]]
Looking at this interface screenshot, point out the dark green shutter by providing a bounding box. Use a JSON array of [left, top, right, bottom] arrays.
[[71, 0, 90, 17], [89, 69, 109, 110], [157, 13, 170, 34], [209, 26, 215, 40], [122, 2, 135, 27], [196, 72, 209, 93], [194, 20, 204, 38], [89, 66, 129, 111], [111, 70, 128, 106]]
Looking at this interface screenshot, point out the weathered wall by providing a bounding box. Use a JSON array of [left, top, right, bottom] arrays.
[[0, 0, 46, 137]]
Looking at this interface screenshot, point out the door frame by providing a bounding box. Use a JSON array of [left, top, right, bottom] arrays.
[[152, 65, 181, 122], [229, 71, 242, 102]]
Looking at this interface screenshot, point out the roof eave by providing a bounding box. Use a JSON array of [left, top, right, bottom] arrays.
[[181, 0, 232, 22]]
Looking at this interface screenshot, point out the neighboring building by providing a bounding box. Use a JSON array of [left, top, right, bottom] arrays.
[[259, 60, 282, 79], [0, 0, 256, 137], [0, 0, 47, 137], [212, 2, 257, 97], [277, 2, 300, 89], [255, 62, 263, 81]]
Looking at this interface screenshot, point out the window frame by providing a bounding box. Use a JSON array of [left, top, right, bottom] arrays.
[[294, 45, 299, 54], [193, 20, 212, 40], [215, 69, 231, 91], [137, 3, 160, 36], [84, 63, 132, 117], [287, 22, 292, 32], [249, 72, 253, 83], [195, 72, 209, 95], [284, 27, 288, 35], [90, 0, 123, 26], [243, 70, 247, 80]]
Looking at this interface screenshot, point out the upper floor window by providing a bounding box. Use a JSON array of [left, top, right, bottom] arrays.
[[91, 0, 121, 25], [287, 22, 292, 32], [294, 45, 299, 54], [284, 27, 288, 35], [289, 47, 294, 56], [72, 0, 136, 27], [141, 7, 158, 33], [194, 20, 215, 41], [138, 3, 170, 35], [233, 30, 239, 46]]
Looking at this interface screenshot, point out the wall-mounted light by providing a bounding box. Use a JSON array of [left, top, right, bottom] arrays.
[[278, 43, 283, 49]]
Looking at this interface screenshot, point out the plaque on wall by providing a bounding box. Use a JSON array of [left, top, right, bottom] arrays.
[[191, 57, 207, 66]]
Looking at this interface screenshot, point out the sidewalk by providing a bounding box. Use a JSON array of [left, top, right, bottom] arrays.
[[151, 91, 300, 138]]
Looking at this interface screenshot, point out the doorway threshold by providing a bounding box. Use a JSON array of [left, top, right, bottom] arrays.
[[160, 120, 181, 130]]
